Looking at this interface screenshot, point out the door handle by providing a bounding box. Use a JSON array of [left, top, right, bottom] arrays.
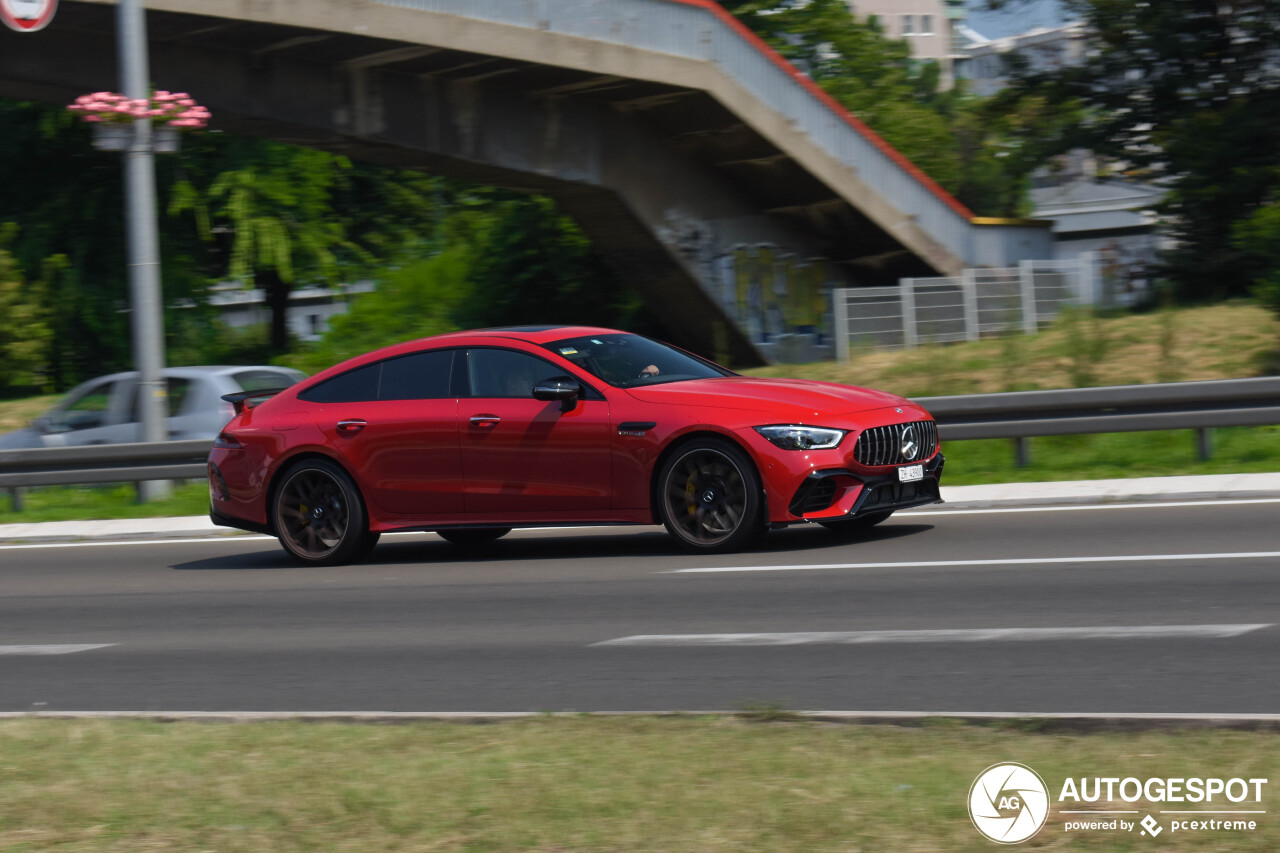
[[336, 418, 367, 436], [469, 414, 501, 427]]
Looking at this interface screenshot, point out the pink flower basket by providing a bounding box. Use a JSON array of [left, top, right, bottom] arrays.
[[68, 89, 211, 151]]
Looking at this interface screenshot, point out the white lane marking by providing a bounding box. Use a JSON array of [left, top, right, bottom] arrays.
[[669, 551, 1280, 574], [0, 536, 275, 551], [592, 624, 1274, 647], [0, 526, 643, 551], [902, 498, 1280, 516], [0, 644, 117, 655]]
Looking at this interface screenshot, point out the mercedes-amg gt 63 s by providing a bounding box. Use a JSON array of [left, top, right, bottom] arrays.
[[209, 326, 944, 564]]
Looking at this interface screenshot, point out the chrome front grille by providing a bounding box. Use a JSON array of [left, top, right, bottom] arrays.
[[852, 420, 938, 467]]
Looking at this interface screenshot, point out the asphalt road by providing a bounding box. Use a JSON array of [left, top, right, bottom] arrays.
[[1, 499, 1278, 713]]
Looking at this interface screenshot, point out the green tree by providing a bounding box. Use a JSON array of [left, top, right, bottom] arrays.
[[0, 230, 52, 394], [0, 99, 244, 387], [1233, 196, 1280, 316], [714, 0, 1041, 216], [718, 0, 962, 188], [282, 249, 471, 374], [171, 143, 360, 352], [169, 136, 456, 355], [451, 195, 652, 333], [989, 0, 1280, 300], [0, 100, 133, 388]]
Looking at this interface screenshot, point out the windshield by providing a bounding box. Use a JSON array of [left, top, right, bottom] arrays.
[[543, 334, 735, 389]]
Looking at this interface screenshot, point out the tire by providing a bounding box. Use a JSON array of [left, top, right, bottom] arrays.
[[355, 531, 382, 560], [272, 458, 372, 565], [437, 528, 512, 546], [657, 437, 765, 553], [818, 510, 893, 536]]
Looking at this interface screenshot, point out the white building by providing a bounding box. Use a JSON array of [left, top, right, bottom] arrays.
[[207, 280, 375, 342], [847, 0, 972, 88], [958, 20, 1088, 97]]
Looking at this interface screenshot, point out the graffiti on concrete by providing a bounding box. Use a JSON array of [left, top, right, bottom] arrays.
[[654, 209, 834, 346], [724, 244, 829, 343]]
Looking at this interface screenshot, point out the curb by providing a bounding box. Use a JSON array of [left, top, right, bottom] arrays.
[[4, 710, 1280, 732]]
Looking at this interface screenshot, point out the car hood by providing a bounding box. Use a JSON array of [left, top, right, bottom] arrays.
[[623, 376, 915, 418], [0, 428, 44, 450]]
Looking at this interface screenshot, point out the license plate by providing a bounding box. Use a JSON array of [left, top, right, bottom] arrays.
[[898, 464, 923, 483]]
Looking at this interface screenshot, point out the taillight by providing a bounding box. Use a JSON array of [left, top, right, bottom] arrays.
[[213, 432, 243, 450]]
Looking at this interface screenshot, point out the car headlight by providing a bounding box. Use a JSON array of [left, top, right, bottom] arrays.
[[753, 425, 847, 450]]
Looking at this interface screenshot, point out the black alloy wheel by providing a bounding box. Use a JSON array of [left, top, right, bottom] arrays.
[[818, 510, 894, 536], [657, 438, 764, 553], [273, 458, 373, 565], [437, 528, 512, 545]]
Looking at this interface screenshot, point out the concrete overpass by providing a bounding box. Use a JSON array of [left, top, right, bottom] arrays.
[[0, 0, 1052, 363]]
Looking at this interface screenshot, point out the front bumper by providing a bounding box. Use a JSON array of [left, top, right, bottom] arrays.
[[780, 452, 944, 525]]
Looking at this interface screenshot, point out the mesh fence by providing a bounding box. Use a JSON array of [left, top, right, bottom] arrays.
[[834, 254, 1098, 359]]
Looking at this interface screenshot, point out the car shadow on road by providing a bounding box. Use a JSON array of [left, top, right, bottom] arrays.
[[169, 521, 934, 570]]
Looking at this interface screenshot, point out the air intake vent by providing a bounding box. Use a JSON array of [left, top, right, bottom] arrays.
[[789, 477, 838, 516], [853, 420, 937, 467]]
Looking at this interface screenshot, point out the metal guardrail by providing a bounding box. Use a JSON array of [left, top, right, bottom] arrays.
[[916, 377, 1280, 465], [0, 439, 210, 498], [0, 379, 1277, 508], [915, 377, 1280, 440]]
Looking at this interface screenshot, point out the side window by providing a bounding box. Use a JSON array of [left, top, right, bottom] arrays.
[[125, 376, 192, 422], [379, 350, 455, 400], [467, 349, 562, 399], [165, 378, 192, 417], [57, 380, 117, 431], [126, 377, 191, 423], [298, 363, 382, 403]]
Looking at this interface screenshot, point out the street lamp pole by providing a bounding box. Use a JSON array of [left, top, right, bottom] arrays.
[[117, 0, 170, 500]]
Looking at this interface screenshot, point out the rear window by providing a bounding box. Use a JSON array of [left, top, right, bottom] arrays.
[[232, 370, 299, 393], [298, 363, 381, 404], [298, 350, 456, 403]]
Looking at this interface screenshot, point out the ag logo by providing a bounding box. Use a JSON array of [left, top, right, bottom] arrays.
[[968, 763, 1050, 844]]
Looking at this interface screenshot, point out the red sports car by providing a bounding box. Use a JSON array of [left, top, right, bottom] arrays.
[[209, 326, 943, 564]]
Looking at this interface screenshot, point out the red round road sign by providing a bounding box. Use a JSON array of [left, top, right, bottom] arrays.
[[1, 0, 57, 32]]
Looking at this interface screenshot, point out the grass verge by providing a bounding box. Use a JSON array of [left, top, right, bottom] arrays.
[[0, 717, 1276, 852], [745, 301, 1280, 396], [942, 425, 1280, 485], [0, 394, 58, 435], [0, 482, 210, 525]]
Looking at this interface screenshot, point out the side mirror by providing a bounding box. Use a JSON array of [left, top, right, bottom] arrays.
[[532, 376, 582, 411], [30, 415, 66, 434]]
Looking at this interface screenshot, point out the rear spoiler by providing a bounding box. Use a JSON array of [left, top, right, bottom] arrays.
[[221, 387, 292, 417]]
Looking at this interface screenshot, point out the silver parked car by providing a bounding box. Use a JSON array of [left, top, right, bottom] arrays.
[[0, 365, 305, 449]]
